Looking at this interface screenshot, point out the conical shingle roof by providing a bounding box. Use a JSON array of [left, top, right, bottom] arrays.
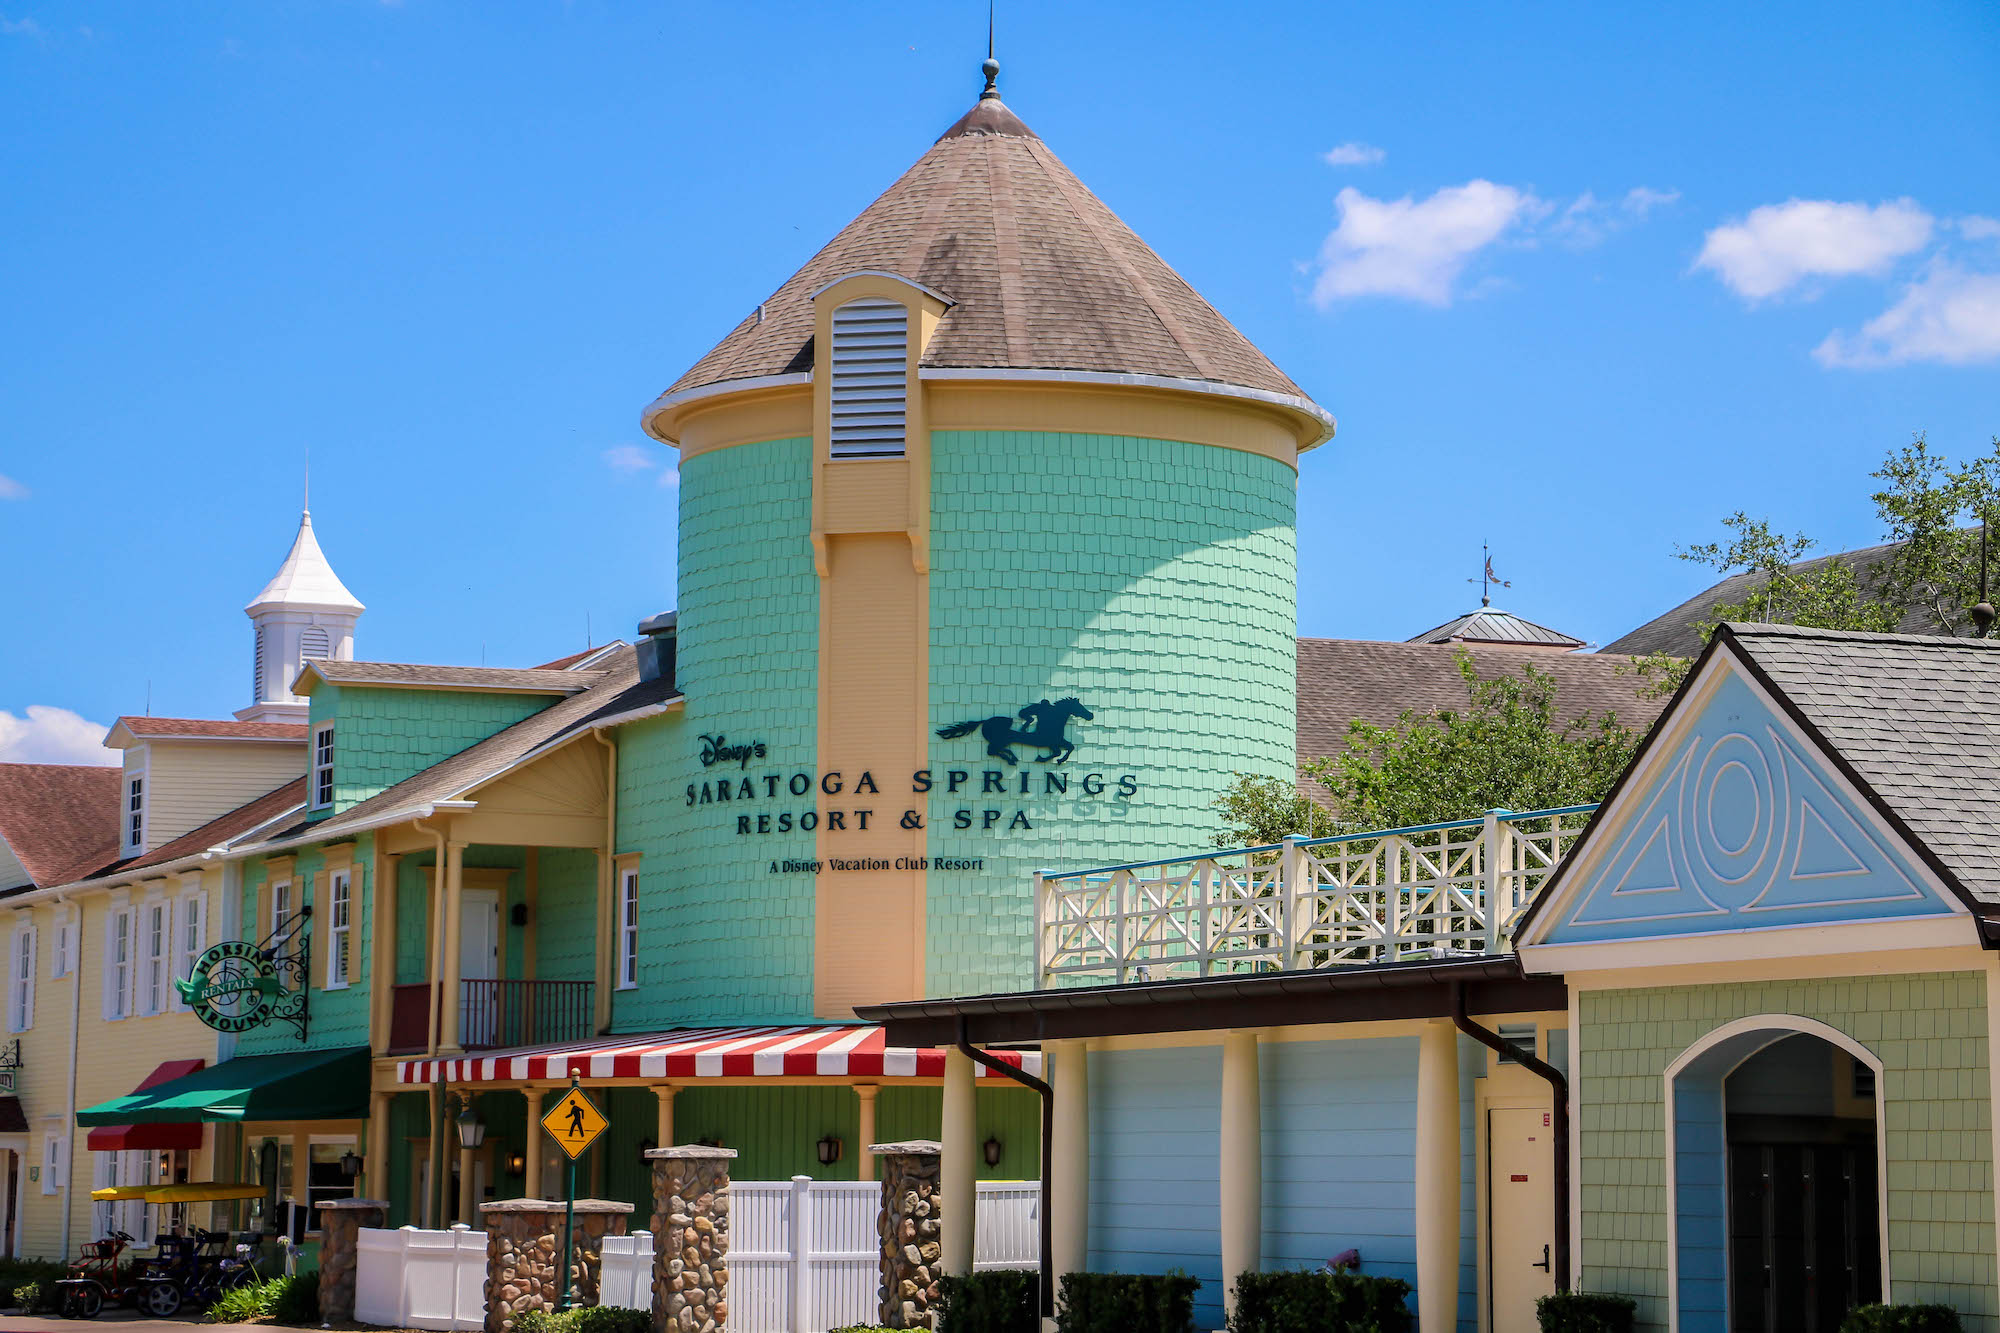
[[650, 82, 1327, 437], [245, 510, 364, 615]]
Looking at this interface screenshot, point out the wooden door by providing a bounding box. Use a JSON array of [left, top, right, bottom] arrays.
[[1489, 1107, 1557, 1330]]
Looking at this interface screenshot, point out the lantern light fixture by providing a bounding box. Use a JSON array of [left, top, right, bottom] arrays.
[[982, 1135, 1003, 1168], [456, 1106, 487, 1150], [815, 1134, 844, 1166], [339, 1150, 363, 1179]]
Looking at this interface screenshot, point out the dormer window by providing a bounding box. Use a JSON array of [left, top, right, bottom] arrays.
[[828, 298, 909, 459], [125, 775, 144, 853], [311, 724, 336, 811]]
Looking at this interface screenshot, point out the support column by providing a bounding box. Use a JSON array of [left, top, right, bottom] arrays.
[[459, 1143, 476, 1225], [648, 1147, 734, 1333], [1048, 1040, 1090, 1284], [655, 1085, 676, 1150], [290, 1129, 310, 1225], [1219, 1032, 1261, 1320], [592, 848, 614, 1035], [366, 1089, 392, 1201], [439, 841, 467, 1053], [939, 1048, 977, 1278], [871, 1141, 942, 1329], [1415, 1019, 1462, 1333], [369, 850, 400, 1053], [524, 1089, 547, 1200], [855, 1084, 879, 1181]]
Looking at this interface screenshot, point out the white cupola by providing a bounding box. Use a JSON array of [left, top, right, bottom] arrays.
[[236, 508, 364, 723]]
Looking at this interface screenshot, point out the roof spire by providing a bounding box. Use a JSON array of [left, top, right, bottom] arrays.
[[980, 1, 999, 100]]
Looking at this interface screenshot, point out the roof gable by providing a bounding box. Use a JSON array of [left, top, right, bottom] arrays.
[[0, 763, 122, 888], [1518, 637, 1971, 960]]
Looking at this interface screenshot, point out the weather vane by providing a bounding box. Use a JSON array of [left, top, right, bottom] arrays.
[[1469, 543, 1510, 608]]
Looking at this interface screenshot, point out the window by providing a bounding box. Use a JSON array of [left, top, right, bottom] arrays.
[[311, 724, 335, 810], [41, 1131, 63, 1195], [325, 870, 351, 989], [105, 909, 132, 1020], [618, 867, 639, 990], [175, 892, 203, 1009], [828, 298, 909, 458], [142, 902, 167, 1016], [270, 879, 292, 941], [307, 1141, 358, 1231], [125, 775, 145, 852], [9, 925, 34, 1032], [51, 913, 71, 979]]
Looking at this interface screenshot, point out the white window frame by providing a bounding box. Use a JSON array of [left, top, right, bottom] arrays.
[[51, 908, 72, 979], [311, 724, 336, 811], [9, 922, 34, 1033], [141, 899, 168, 1017], [41, 1129, 64, 1195], [325, 870, 351, 990], [270, 879, 293, 942], [175, 884, 204, 1011], [617, 866, 639, 990], [105, 906, 133, 1021], [124, 772, 146, 854]]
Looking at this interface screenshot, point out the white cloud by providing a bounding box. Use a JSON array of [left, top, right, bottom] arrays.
[[0, 474, 25, 500], [1312, 180, 1544, 306], [1959, 216, 2000, 243], [0, 14, 42, 36], [1813, 262, 2000, 368], [1695, 198, 1933, 301], [604, 443, 679, 488], [1622, 186, 1680, 218], [1322, 142, 1385, 168], [0, 706, 115, 766]]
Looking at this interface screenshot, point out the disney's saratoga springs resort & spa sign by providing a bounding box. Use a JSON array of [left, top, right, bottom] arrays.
[[689, 698, 1140, 838]]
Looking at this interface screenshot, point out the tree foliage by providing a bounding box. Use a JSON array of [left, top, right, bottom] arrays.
[[1214, 651, 1642, 845]]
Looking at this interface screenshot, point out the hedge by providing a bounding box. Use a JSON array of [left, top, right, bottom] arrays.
[[1056, 1271, 1199, 1333], [939, 1269, 1039, 1333], [1536, 1292, 1638, 1333], [1227, 1270, 1413, 1333]]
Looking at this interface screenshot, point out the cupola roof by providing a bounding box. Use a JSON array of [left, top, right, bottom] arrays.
[[1407, 607, 1586, 651], [245, 509, 365, 616], [651, 67, 1328, 438]]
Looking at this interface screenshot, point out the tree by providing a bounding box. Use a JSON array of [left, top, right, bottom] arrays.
[[1213, 651, 1642, 846]]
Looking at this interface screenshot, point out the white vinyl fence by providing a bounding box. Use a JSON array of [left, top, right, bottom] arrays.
[[598, 1232, 656, 1311], [730, 1177, 1040, 1333], [356, 1224, 489, 1332]]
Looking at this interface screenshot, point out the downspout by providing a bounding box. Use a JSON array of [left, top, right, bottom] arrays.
[[955, 1025, 1055, 1320], [57, 891, 78, 1262], [1451, 982, 1570, 1292]]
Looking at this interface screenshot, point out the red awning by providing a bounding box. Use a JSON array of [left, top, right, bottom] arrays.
[[397, 1025, 1043, 1086], [86, 1059, 207, 1152]]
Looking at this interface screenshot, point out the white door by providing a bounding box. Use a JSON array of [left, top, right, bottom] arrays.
[[458, 890, 500, 1046], [1489, 1107, 1557, 1330]]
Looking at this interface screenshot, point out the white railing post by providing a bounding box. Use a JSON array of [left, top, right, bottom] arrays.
[[1112, 869, 1133, 983], [1483, 810, 1505, 953], [1384, 837, 1402, 960], [788, 1175, 811, 1333], [1032, 872, 1048, 987], [1280, 835, 1306, 971]]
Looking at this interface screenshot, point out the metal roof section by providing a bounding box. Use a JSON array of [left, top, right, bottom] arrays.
[[1407, 607, 1586, 650]]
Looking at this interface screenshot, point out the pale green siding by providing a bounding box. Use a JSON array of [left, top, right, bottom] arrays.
[[926, 430, 1297, 997], [233, 835, 375, 1056], [613, 437, 819, 1028], [309, 682, 555, 814], [1580, 973, 1997, 1330]]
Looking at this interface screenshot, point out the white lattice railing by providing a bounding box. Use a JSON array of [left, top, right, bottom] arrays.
[[1033, 805, 1597, 987]]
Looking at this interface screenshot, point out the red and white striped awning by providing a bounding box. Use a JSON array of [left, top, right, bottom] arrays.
[[396, 1025, 1042, 1086]]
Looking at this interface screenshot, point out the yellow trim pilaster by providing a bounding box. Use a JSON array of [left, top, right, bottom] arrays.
[[1416, 1019, 1462, 1331], [1048, 1040, 1090, 1284], [940, 1047, 977, 1277], [437, 842, 466, 1054], [1219, 1031, 1261, 1319]]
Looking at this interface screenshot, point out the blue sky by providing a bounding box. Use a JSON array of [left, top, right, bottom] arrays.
[[3, 1, 1997, 763]]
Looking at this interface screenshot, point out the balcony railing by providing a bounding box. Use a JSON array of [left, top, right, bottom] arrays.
[[385, 979, 597, 1055], [1033, 805, 1597, 988]]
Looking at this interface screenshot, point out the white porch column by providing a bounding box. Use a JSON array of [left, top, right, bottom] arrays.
[[437, 841, 466, 1054], [940, 1047, 978, 1277], [1415, 1019, 1462, 1332], [1219, 1031, 1261, 1319], [1048, 1040, 1091, 1283], [524, 1088, 547, 1199]]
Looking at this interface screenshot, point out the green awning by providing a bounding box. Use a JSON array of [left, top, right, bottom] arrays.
[[77, 1047, 371, 1125]]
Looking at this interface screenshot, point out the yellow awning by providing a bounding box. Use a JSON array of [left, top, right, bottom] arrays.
[[89, 1184, 154, 1201], [144, 1182, 264, 1204]]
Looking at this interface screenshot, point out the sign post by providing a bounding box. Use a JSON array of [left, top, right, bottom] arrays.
[[539, 1072, 607, 1311]]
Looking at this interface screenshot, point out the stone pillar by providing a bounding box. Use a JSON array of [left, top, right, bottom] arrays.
[[871, 1140, 942, 1330], [1219, 1031, 1261, 1320], [480, 1198, 634, 1333], [1415, 1019, 1462, 1333], [648, 1145, 734, 1333], [1048, 1040, 1090, 1284], [939, 1049, 977, 1277], [317, 1199, 387, 1323]]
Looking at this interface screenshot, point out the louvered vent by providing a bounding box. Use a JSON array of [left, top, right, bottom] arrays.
[[253, 625, 268, 701], [300, 626, 331, 661], [829, 298, 908, 458]]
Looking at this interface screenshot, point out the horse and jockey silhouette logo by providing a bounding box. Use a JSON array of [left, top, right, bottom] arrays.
[[936, 698, 1093, 765]]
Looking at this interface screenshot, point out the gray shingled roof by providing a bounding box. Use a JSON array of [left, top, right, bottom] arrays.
[[300, 661, 604, 694], [1407, 607, 1585, 649], [656, 91, 1318, 413], [1723, 622, 2000, 906]]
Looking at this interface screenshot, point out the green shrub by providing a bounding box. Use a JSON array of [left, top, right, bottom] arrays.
[[512, 1306, 652, 1333], [268, 1270, 320, 1325], [208, 1277, 279, 1324], [1840, 1306, 1964, 1333], [940, 1269, 1039, 1333], [1227, 1269, 1413, 1332], [12, 1280, 57, 1314], [1536, 1292, 1638, 1333], [1056, 1271, 1199, 1333]]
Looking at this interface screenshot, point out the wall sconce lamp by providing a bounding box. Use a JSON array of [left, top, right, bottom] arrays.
[[510, 903, 529, 927], [982, 1135, 1003, 1168], [506, 1150, 527, 1176], [815, 1134, 843, 1167], [638, 1138, 657, 1163], [339, 1150, 364, 1180], [456, 1106, 487, 1150]]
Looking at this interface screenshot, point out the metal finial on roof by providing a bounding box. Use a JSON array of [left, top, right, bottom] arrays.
[[1468, 543, 1510, 609], [980, 1, 999, 99]]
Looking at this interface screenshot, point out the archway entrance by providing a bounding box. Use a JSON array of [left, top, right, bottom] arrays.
[[1668, 1017, 1885, 1332]]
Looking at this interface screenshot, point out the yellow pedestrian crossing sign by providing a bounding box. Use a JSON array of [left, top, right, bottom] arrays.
[[542, 1086, 607, 1160]]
